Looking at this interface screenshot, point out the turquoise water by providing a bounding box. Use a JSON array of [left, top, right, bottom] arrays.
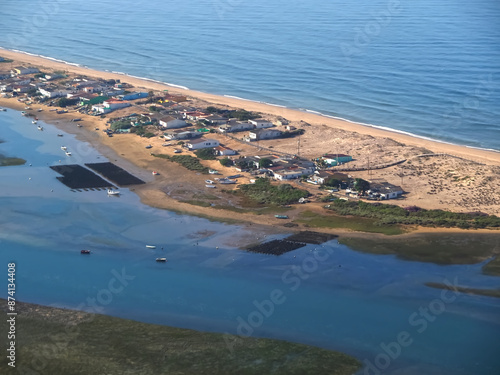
[[1, 110, 500, 374], [1, 0, 499, 150]]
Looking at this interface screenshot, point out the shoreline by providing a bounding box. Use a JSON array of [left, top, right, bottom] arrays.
[[1, 47, 499, 164]]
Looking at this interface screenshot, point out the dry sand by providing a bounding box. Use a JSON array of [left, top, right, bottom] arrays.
[[1, 48, 500, 227]]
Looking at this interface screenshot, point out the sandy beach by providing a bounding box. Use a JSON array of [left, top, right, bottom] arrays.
[[1, 48, 500, 223]]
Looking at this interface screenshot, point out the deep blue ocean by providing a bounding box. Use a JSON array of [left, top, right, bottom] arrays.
[[1, 0, 499, 150]]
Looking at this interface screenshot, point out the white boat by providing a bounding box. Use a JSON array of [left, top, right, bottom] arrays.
[[209, 169, 219, 174], [146, 245, 156, 249], [107, 189, 120, 196], [162, 143, 171, 147], [205, 179, 214, 184], [61, 146, 67, 151], [206, 184, 216, 188], [0, 108, 6, 112], [65, 151, 72, 156], [152, 171, 159, 175], [37, 126, 43, 131], [155, 257, 167, 262], [32, 120, 37, 124], [173, 149, 182, 153], [37, 108, 43, 112]]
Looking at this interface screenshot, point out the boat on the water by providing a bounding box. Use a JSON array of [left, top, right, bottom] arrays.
[[37, 125, 43, 131], [81, 250, 91, 254], [57, 134, 64, 137], [107, 189, 120, 196], [32, 120, 37, 124], [155, 258, 167, 262], [65, 151, 72, 156], [275, 215, 289, 219], [146, 245, 156, 249], [61, 146, 67, 151], [0, 108, 6, 112]]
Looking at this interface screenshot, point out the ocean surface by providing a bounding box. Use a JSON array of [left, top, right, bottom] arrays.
[[1, 110, 500, 374], [1, 0, 500, 150]]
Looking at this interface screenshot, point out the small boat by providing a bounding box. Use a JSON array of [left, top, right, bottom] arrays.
[[209, 169, 219, 174], [57, 134, 64, 137], [21, 111, 27, 116], [37, 108, 43, 112], [61, 146, 67, 151], [173, 149, 182, 153], [65, 151, 72, 156], [275, 215, 289, 219], [146, 245, 156, 249], [107, 189, 120, 196], [205, 179, 214, 184], [206, 184, 216, 188], [80, 250, 91, 254], [152, 171, 159, 175], [145, 144, 152, 149], [218, 179, 237, 184], [155, 258, 167, 262], [25, 106, 32, 110], [162, 143, 171, 147], [227, 174, 241, 179], [32, 120, 37, 124], [37, 126, 43, 131], [0, 108, 6, 112]]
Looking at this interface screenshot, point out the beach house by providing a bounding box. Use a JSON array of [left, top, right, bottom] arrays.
[[248, 128, 283, 141], [118, 92, 148, 101], [214, 145, 237, 156], [11, 66, 39, 76], [249, 119, 274, 129], [368, 182, 404, 200], [186, 138, 220, 150], [159, 116, 188, 129], [39, 88, 70, 98], [92, 100, 131, 114]]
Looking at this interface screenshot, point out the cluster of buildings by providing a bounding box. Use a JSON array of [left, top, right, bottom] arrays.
[[1, 65, 405, 201]]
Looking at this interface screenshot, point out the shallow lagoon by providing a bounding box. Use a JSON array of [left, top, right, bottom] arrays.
[[0, 110, 499, 374]]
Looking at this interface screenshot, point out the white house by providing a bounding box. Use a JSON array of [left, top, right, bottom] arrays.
[[92, 100, 130, 114], [186, 138, 220, 150], [248, 128, 282, 141], [219, 121, 253, 133], [368, 183, 404, 200], [11, 66, 39, 76], [272, 167, 311, 180], [39, 88, 70, 98], [159, 116, 188, 129], [249, 119, 274, 129], [215, 145, 237, 156]]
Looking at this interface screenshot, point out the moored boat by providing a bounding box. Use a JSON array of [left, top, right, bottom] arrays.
[[155, 258, 167, 262], [61, 146, 67, 151], [37, 125, 43, 131], [32, 120, 37, 124], [218, 179, 236, 184], [65, 151, 72, 156], [107, 189, 120, 196], [81, 249, 91, 254], [146, 245, 156, 249]]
